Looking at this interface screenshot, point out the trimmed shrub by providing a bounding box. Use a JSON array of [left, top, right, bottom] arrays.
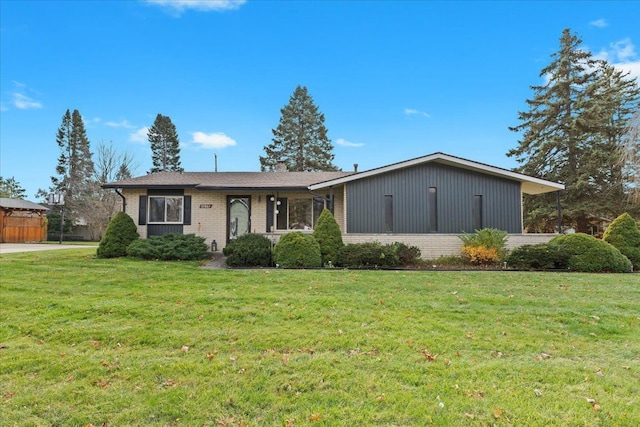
[[223, 233, 272, 267], [96, 212, 139, 258], [459, 228, 509, 262], [312, 209, 344, 266], [461, 246, 500, 265], [506, 243, 571, 270], [392, 242, 422, 266], [127, 233, 209, 261], [603, 213, 640, 271], [549, 233, 632, 273], [273, 232, 322, 268], [338, 242, 399, 268]]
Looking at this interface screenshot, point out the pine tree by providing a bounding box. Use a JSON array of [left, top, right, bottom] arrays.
[[48, 109, 96, 225], [508, 29, 640, 232], [0, 176, 27, 199], [260, 85, 338, 172], [148, 113, 182, 173]]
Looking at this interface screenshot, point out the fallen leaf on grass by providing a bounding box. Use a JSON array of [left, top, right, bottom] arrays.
[[206, 351, 218, 360], [534, 388, 543, 397], [464, 413, 474, 419], [534, 352, 551, 360], [422, 349, 437, 361], [181, 345, 189, 353], [493, 408, 504, 419], [308, 413, 321, 421]]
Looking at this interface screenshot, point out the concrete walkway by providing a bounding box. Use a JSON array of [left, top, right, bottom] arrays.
[[0, 243, 95, 254], [202, 252, 228, 269]]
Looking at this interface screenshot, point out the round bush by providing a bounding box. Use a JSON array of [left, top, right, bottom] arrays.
[[312, 209, 344, 266], [97, 212, 139, 258], [549, 233, 632, 273], [603, 213, 640, 271], [223, 233, 272, 267], [273, 232, 322, 268]]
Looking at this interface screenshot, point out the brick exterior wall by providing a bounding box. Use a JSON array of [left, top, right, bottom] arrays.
[[342, 233, 557, 260]]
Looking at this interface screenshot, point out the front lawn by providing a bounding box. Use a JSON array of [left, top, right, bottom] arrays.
[[1, 249, 638, 426]]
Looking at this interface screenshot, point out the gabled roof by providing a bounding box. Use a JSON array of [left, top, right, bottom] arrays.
[[308, 152, 565, 195], [103, 171, 354, 191], [0, 198, 49, 211]]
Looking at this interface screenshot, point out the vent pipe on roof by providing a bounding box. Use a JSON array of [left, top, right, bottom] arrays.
[[354, 164, 358, 173], [215, 154, 218, 172]]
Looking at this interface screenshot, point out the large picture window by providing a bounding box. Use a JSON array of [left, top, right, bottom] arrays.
[[267, 196, 325, 231], [149, 196, 183, 223]]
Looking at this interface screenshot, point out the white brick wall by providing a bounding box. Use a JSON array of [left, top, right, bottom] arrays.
[[342, 233, 557, 260]]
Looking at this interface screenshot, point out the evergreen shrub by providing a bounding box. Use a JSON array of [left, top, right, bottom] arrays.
[[338, 242, 399, 268], [312, 209, 344, 266], [127, 233, 209, 261], [506, 243, 571, 270], [273, 232, 322, 268], [223, 233, 272, 267], [549, 233, 632, 273], [392, 242, 422, 266], [96, 212, 139, 258], [603, 213, 640, 271]]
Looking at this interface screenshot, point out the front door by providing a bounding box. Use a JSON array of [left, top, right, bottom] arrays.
[[227, 196, 251, 241]]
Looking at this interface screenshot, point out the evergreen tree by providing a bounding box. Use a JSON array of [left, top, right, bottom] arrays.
[[260, 85, 338, 171], [508, 29, 640, 232], [618, 110, 640, 208], [47, 109, 96, 225], [148, 113, 182, 173], [0, 176, 27, 199]]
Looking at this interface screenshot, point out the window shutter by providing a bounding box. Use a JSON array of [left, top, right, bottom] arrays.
[[139, 195, 147, 225], [184, 196, 192, 225]]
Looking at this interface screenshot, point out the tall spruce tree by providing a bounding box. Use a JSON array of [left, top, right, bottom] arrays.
[[260, 85, 338, 171], [148, 113, 183, 173], [508, 29, 640, 232], [47, 109, 96, 225], [618, 110, 640, 209]]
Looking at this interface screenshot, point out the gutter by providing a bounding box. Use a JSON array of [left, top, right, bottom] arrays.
[[115, 188, 126, 212]]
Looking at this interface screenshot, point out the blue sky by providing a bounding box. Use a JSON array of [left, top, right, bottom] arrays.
[[1, 0, 639, 200]]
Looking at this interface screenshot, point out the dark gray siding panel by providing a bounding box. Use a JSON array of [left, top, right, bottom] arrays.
[[346, 163, 522, 234]]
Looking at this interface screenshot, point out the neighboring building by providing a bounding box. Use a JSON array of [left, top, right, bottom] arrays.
[[0, 198, 49, 243], [103, 152, 565, 258]]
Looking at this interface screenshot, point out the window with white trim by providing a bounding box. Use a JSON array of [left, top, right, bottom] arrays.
[[148, 196, 184, 223]]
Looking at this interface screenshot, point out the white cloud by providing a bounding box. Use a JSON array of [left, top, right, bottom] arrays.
[[192, 131, 237, 149], [335, 138, 365, 148], [596, 38, 640, 80], [106, 119, 135, 129], [130, 127, 150, 143], [404, 108, 430, 118], [12, 92, 42, 110], [146, 0, 246, 13], [589, 18, 608, 28]]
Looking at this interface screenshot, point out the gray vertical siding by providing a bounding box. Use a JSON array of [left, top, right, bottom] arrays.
[[346, 162, 522, 233]]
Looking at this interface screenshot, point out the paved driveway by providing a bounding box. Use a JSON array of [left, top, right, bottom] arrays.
[[0, 243, 95, 254]]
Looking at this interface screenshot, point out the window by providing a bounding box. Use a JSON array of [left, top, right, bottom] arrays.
[[474, 195, 483, 230], [267, 196, 326, 230], [429, 187, 438, 232], [148, 196, 183, 223], [384, 195, 393, 232]]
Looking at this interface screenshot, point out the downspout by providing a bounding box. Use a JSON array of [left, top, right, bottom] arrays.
[[556, 190, 563, 234], [115, 188, 126, 212]]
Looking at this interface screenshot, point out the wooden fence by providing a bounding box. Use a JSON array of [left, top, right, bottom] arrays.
[[0, 212, 48, 243]]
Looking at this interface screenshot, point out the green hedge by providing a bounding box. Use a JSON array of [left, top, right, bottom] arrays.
[[603, 213, 640, 271], [549, 233, 632, 273], [273, 232, 322, 268], [223, 233, 272, 267], [127, 233, 209, 261]]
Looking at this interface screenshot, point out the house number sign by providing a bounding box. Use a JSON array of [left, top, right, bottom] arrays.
[[199, 204, 213, 208]]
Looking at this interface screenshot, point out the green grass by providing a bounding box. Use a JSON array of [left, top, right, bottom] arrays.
[[1, 249, 639, 426]]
